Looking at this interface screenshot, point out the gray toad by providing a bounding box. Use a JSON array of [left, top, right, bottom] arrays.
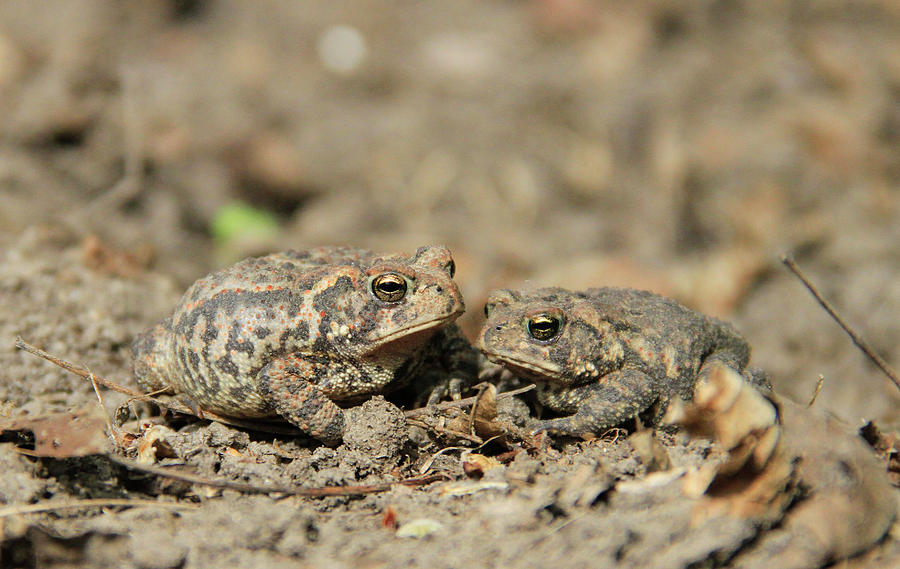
[[477, 287, 762, 436], [132, 245, 475, 445]]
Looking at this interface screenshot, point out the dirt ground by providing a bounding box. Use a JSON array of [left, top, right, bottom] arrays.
[[1, 1, 898, 568]]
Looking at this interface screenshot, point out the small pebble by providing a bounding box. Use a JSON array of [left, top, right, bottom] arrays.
[[317, 25, 367, 74]]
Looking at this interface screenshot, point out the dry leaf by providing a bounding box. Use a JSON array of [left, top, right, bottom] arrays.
[[667, 362, 795, 522], [672, 362, 777, 452], [135, 425, 177, 465], [759, 400, 899, 565], [472, 383, 505, 439], [670, 362, 897, 567], [461, 452, 503, 479], [0, 408, 109, 457]]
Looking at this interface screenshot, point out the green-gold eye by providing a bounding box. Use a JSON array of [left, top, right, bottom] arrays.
[[527, 314, 561, 342], [371, 273, 407, 302]]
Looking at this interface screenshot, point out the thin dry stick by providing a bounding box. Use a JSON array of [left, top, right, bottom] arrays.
[[808, 375, 825, 408], [781, 256, 900, 393], [419, 446, 470, 475], [88, 371, 121, 446], [16, 337, 144, 398], [16, 336, 531, 434], [406, 418, 483, 444], [0, 498, 198, 518], [14, 337, 303, 436], [106, 454, 444, 497], [404, 384, 535, 418]]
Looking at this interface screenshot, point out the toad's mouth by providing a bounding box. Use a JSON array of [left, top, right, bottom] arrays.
[[482, 351, 566, 383], [363, 314, 459, 356]]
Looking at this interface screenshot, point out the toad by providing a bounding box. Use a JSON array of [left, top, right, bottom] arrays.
[[477, 287, 763, 436], [133, 246, 475, 444]]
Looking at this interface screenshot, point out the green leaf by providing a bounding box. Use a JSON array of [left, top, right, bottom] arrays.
[[210, 202, 279, 243]]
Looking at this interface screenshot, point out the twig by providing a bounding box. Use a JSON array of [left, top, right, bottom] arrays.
[[808, 375, 825, 408], [406, 418, 483, 444], [0, 498, 198, 518], [106, 454, 444, 497], [16, 337, 144, 398], [88, 370, 122, 448], [600, 427, 628, 444], [15, 336, 534, 439], [417, 439, 508, 475], [404, 384, 535, 418], [418, 445, 470, 475], [14, 337, 303, 436], [781, 256, 900, 393]]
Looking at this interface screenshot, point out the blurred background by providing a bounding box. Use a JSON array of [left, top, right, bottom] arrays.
[[0, 0, 897, 424]]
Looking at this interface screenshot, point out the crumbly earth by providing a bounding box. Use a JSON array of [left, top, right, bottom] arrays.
[[132, 245, 476, 444], [1, 2, 899, 569], [2, 226, 896, 569], [478, 287, 760, 435]]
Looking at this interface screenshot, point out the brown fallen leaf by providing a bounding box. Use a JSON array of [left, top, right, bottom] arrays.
[[426, 383, 515, 444], [666, 362, 795, 523], [0, 408, 109, 457], [461, 452, 503, 479], [471, 383, 507, 439], [746, 399, 898, 568], [135, 424, 177, 465], [669, 362, 898, 568]]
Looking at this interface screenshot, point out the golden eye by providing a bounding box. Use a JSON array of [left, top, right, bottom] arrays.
[[527, 314, 561, 342], [483, 303, 492, 318], [446, 259, 456, 278], [371, 273, 408, 302]]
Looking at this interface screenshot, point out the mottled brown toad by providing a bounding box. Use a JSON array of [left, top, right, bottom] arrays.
[[477, 287, 762, 436], [133, 245, 475, 444]]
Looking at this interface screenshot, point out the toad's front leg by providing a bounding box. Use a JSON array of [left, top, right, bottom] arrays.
[[257, 355, 346, 446], [417, 324, 480, 405], [534, 368, 658, 436]]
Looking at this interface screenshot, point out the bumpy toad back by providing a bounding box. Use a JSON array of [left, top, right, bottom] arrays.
[[477, 287, 755, 436], [132, 245, 475, 444]]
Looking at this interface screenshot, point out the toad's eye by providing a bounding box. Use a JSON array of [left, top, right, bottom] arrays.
[[445, 259, 456, 278], [371, 273, 408, 302], [527, 314, 562, 342], [483, 303, 492, 318]]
